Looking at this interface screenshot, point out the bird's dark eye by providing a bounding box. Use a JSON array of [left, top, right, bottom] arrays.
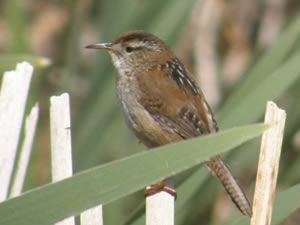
[[125, 47, 134, 53]]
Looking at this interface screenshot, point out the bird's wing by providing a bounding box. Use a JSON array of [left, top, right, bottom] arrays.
[[139, 58, 217, 141]]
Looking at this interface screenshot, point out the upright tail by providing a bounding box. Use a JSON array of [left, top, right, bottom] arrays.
[[205, 156, 252, 218]]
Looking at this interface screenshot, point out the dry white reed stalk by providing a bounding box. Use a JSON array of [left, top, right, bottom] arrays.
[[0, 62, 33, 201], [146, 191, 175, 225], [50, 93, 75, 225], [251, 101, 286, 225], [10, 104, 39, 197]]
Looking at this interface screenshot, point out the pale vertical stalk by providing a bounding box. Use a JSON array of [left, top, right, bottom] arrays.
[[194, 0, 221, 108], [146, 192, 175, 225], [80, 205, 103, 225], [222, 0, 259, 87], [257, 0, 286, 49], [251, 101, 286, 225], [10, 104, 39, 197], [50, 93, 75, 225], [0, 62, 33, 201]]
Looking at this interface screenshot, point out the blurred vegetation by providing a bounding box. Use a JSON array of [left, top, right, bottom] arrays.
[[0, 0, 299, 224]]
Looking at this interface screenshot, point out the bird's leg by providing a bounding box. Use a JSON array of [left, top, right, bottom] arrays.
[[144, 178, 177, 198]]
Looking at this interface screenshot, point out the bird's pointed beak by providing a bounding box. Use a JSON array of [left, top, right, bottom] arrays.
[[85, 42, 113, 51]]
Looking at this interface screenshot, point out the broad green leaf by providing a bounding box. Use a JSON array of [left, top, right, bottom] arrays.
[[0, 123, 266, 225]]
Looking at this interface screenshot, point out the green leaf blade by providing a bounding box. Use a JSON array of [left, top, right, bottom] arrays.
[[0, 123, 267, 225]]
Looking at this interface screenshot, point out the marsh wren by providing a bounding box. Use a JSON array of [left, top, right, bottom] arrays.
[[86, 31, 252, 217]]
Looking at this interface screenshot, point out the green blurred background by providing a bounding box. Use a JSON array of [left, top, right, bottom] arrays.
[[1, 0, 299, 224]]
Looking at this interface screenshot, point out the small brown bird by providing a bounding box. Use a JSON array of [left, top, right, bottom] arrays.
[[86, 31, 252, 217]]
